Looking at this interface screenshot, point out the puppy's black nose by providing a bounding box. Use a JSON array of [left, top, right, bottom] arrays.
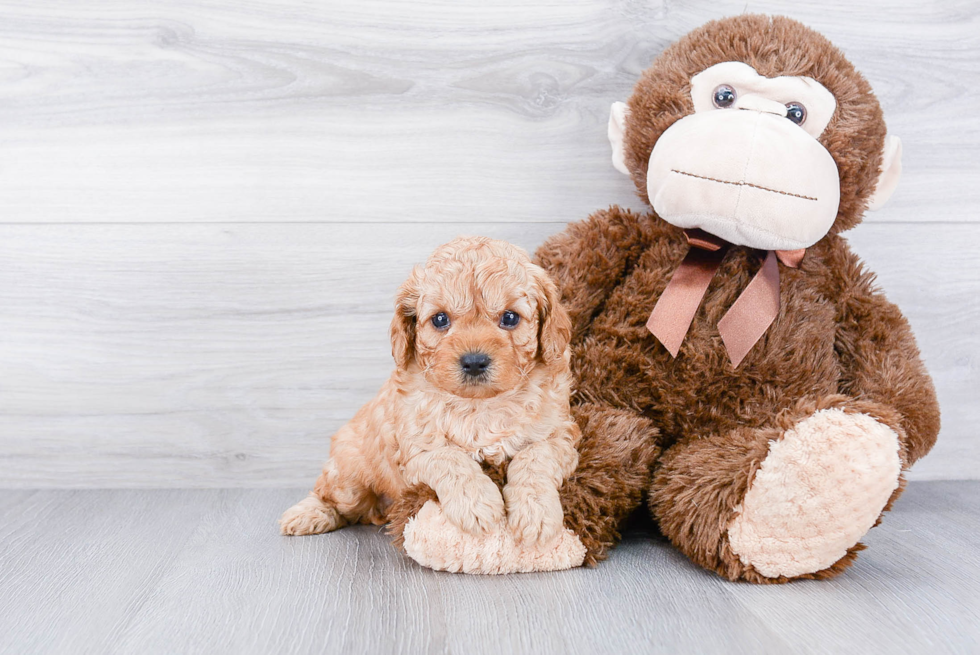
[[459, 352, 491, 377]]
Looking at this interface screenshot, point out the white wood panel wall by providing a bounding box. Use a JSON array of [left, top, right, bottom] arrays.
[[1, 0, 977, 486]]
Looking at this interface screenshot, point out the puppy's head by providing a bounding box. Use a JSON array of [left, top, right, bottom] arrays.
[[390, 236, 571, 399]]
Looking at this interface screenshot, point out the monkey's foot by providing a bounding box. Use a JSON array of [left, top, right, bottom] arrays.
[[402, 500, 586, 574], [727, 409, 902, 578]]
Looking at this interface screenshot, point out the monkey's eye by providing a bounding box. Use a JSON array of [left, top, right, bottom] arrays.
[[431, 312, 450, 330], [499, 311, 521, 329], [785, 102, 807, 125], [712, 85, 737, 108]]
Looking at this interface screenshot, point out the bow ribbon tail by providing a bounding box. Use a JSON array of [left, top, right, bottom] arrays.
[[717, 250, 781, 368], [646, 244, 728, 357]]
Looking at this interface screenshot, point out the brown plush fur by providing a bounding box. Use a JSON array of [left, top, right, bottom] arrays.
[[530, 15, 940, 582], [623, 15, 886, 234], [389, 402, 660, 565], [650, 395, 907, 583]]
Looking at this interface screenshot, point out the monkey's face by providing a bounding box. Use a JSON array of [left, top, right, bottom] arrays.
[[647, 62, 840, 251], [610, 60, 902, 250]]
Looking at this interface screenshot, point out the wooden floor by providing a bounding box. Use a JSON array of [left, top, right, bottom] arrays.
[[2, 481, 977, 654]]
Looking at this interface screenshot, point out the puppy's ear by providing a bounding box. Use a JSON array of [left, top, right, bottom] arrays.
[[390, 266, 422, 369], [533, 267, 572, 365]]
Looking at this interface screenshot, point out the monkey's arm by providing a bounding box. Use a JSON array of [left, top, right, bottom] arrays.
[[534, 206, 659, 340], [832, 248, 941, 465]]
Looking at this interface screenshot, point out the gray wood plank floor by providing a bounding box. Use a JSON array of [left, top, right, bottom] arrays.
[[2, 481, 978, 654]]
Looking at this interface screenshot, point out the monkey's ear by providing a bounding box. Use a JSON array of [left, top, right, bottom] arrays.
[[608, 101, 631, 176], [390, 266, 421, 370], [867, 135, 902, 211]]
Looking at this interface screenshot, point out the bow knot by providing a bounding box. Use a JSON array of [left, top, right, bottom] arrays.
[[645, 229, 803, 368]]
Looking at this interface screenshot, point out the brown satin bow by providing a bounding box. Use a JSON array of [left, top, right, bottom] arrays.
[[646, 229, 804, 368]]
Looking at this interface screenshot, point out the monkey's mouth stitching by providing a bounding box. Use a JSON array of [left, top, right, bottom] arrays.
[[670, 169, 818, 202]]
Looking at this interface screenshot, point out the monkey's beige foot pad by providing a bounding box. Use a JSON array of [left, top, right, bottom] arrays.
[[727, 409, 902, 579], [402, 500, 586, 574]]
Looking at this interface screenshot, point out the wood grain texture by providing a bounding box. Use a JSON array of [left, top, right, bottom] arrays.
[[0, 490, 218, 654], [1, 482, 977, 654], [0, 222, 975, 486], [727, 482, 980, 654], [0, 0, 977, 486], [0, 0, 977, 224]]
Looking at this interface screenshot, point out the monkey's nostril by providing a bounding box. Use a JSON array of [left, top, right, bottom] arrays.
[[459, 353, 491, 377]]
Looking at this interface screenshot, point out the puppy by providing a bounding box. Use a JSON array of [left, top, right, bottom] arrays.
[[279, 236, 580, 545]]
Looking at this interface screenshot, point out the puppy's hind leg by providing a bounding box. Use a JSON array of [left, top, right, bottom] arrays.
[[280, 459, 365, 536], [279, 491, 345, 536]]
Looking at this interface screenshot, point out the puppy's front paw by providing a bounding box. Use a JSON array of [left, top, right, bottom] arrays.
[[279, 493, 344, 536], [440, 474, 505, 535], [504, 483, 564, 546]]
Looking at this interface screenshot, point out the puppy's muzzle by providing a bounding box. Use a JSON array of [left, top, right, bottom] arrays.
[[459, 352, 491, 379]]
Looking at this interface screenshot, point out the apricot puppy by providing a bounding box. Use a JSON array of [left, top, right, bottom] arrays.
[[280, 236, 579, 546]]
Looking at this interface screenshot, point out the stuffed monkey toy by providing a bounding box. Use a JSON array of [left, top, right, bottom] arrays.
[[391, 15, 940, 582]]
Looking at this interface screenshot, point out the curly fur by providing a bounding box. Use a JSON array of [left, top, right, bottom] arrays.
[[280, 237, 581, 549], [623, 15, 886, 234], [388, 402, 661, 565], [531, 15, 940, 582], [304, 16, 942, 582]]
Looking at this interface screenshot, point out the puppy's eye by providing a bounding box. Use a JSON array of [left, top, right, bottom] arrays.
[[499, 311, 520, 329], [431, 312, 450, 330]]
